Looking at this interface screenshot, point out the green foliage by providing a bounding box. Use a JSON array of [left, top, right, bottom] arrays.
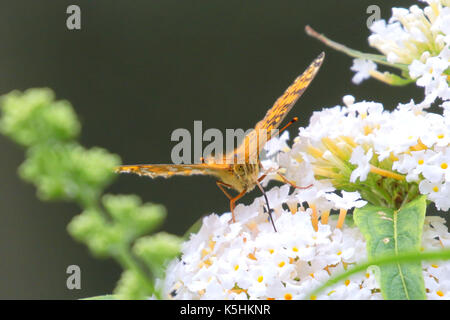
[[134, 232, 183, 279], [114, 232, 183, 299], [20, 144, 119, 206], [307, 249, 450, 300], [68, 195, 167, 257], [353, 196, 427, 299], [0, 89, 80, 146], [0, 88, 182, 299], [114, 269, 155, 300]]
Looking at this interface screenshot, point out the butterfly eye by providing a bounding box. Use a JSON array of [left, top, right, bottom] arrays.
[[235, 164, 246, 175]]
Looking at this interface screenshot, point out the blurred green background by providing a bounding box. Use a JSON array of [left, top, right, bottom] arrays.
[[0, 0, 428, 299]]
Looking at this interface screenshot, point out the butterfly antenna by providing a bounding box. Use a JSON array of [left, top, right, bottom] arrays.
[[279, 117, 298, 135], [256, 180, 277, 232], [269, 117, 299, 141]]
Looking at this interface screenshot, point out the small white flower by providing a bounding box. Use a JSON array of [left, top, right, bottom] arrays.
[[419, 180, 450, 210], [325, 191, 367, 209], [349, 146, 373, 182], [343, 95, 356, 107], [264, 130, 290, 158], [350, 59, 377, 84]]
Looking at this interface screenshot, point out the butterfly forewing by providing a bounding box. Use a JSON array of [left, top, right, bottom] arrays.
[[116, 53, 325, 200], [116, 164, 231, 179], [233, 52, 325, 164]]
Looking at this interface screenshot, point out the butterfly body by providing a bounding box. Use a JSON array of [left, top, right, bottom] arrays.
[[223, 162, 260, 193], [116, 52, 325, 223]]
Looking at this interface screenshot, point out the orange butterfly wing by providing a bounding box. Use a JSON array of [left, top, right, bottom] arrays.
[[117, 53, 324, 174], [233, 52, 325, 164], [115, 163, 231, 179]]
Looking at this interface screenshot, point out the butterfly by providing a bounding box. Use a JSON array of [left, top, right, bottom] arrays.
[[116, 52, 325, 230]]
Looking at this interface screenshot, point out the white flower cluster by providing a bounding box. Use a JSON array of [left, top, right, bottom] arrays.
[[280, 96, 450, 211], [423, 216, 450, 299], [163, 186, 450, 299], [352, 0, 450, 105], [162, 93, 450, 299], [162, 1, 450, 300]]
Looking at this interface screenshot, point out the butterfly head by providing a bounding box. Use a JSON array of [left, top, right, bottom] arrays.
[[228, 163, 259, 192]]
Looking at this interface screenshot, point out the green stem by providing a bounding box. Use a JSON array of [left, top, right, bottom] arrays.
[[116, 246, 158, 298], [83, 199, 159, 298], [399, 184, 419, 209], [305, 25, 410, 72], [372, 182, 395, 208]]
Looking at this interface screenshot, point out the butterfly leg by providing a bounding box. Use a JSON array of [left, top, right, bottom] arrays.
[[216, 181, 233, 200], [277, 173, 313, 190], [229, 190, 247, 223], [255, 180, 277, 232], [216, 181, 246, 223], [258, 165, 312, 190], [257, 164, 278, 183]]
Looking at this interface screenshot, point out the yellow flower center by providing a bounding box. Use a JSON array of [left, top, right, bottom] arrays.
[[201, 248, 210, 258], [284, 293, 293, 300], [363, 125, 373, 136], [257, 276, 263, 283]]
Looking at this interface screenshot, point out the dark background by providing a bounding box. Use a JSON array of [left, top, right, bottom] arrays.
[[0, 0, 428, 299]]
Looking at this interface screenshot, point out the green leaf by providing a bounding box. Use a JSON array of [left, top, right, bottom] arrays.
[[353, 196, 427, 299], [183, 215, 204, 240]]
